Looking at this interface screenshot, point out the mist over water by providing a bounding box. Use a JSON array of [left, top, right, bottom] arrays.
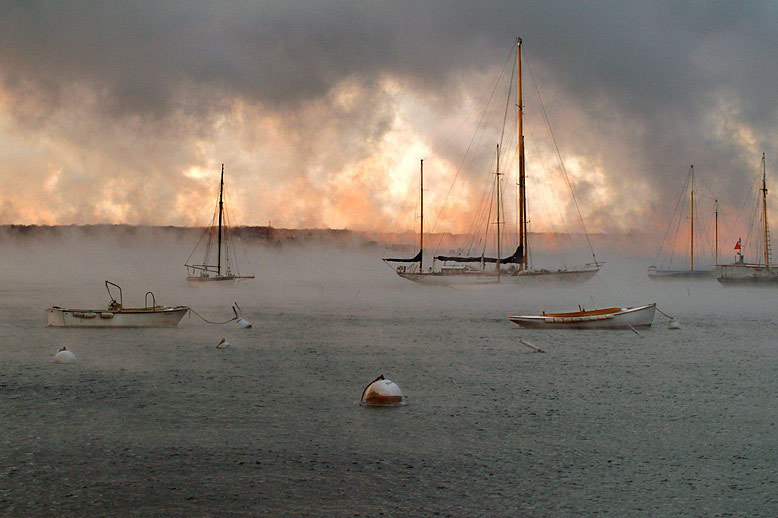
[[1, 229, 776, 515]]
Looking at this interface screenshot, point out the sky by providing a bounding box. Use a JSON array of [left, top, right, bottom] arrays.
[[0, 1, 776, 249]]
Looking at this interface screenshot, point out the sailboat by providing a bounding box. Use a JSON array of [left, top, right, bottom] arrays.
[[185, 164, 255, 283], [647, 164, 717, 279], [383, 153, 524, 285], [383, 38, 601, 285], [717, 153, 778, 285]]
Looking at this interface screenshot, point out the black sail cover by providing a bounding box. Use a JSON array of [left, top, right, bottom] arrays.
[[383, 249, 423, 263], [435, 245, 523, 264]]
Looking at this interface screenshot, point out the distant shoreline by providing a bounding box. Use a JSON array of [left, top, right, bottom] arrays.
[[0, 224, 656, 257]]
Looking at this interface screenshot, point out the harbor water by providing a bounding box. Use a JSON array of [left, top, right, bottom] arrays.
[[1, 233, 776, 516]]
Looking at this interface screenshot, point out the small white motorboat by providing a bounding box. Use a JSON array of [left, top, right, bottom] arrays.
[[47, 281, 189, 328], [508, 303, 656, 329]]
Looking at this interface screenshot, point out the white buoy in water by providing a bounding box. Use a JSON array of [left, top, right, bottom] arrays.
[[236, 317, 252, 328], [361, 375, 405, 406], [216, 337, 231, 349], [54, 347, 77, 363], [668, 319, 682, 329]]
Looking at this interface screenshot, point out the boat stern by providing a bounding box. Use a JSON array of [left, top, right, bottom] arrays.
[[46, 307, 66, 327]]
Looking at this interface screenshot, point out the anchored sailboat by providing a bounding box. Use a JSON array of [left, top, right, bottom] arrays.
[[648, 164, 717, 279], [383, 38, 600, 285], [717, 153, 778, 285], [185, 164, 255, 283]]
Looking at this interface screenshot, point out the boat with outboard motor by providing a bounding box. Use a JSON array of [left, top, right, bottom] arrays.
[[46, 281, 189, 327]]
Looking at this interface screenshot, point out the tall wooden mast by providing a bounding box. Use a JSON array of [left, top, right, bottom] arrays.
[[714, 199, 718, 266], [690, 164, 694, 271], [217, 163, 224, 276], [496, 144, 502, 278], [517, 37, 527, 270], [762, 152, 769, 268], [419, 159, 423, 272]]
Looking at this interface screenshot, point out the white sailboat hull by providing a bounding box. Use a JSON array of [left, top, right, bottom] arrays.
[[716, 263, 778, 285], [397, 266, 599, 286], [46, 306, 189, 328], [508, 303, 656, 329]]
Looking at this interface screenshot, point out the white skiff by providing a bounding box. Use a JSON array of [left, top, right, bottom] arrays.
[[508, 303, 656, 329], [47, 281, 189, 328]]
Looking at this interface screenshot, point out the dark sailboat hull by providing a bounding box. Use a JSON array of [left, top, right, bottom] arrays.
[[647, 268, 716, 280]]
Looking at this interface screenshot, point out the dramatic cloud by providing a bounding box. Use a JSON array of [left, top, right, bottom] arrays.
[[0, 1, 776, 254]]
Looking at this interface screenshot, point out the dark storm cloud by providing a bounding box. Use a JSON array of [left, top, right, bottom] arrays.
[[0, 0, 776, 232]]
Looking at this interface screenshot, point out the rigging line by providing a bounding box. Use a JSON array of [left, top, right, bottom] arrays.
[[483, 183, 494, 258], [185, 212, 214, 266], [499, 55, 517, 154], [526, 123, 571, 254], [201, 202, 219, 267], [463, 161, 497, 254], [652, 167, 690, 267], [456, 164, 487, 253], [667, 171, 692, 269], [224, 188, 253, 275], [721, 162, 761, 257], [431, 44, 515, 252], [384, 158, 424, 256], [524, 47, 598, 264], [697, 205, 715, 262]]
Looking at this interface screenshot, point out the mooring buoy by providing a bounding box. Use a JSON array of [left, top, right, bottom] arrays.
[[361, 375, 405, 406], [54, 347, 77, 363]]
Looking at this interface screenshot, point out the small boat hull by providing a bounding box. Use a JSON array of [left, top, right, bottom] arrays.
[[508, 303, 656, 329], [46, 306, 189, 328]]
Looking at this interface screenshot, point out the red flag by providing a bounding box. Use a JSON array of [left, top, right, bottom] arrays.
[[734, 241, 741, 250]]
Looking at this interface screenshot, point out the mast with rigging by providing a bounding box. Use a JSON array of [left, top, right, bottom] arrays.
[[217, 164, 224, 276], [762, 152, 770, 269], [496, 144, 502, 278], [690, 165, 694, 271], [517, 37, 527, 270], [420, 159, 424, 272], [714, 199, 718, 266]]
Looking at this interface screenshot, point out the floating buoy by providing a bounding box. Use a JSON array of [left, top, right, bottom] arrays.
[[54, 347, 77, 363], [216, 337, 231, 349], [361, 375, 405, 407], [236, 317, 252, 328], [668, 319, 682, 329]]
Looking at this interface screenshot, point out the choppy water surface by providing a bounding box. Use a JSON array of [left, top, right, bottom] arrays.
[[1, 238, 777, 516]]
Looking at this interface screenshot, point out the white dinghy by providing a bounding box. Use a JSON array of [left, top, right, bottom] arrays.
[[47, 281, 189, 328], [508, 303, 656, 330]]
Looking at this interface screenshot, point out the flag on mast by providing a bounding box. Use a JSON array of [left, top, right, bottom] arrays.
[[734, 240, 741, 250]]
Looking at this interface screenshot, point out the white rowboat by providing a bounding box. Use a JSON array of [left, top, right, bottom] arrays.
[[508, 303, 656, 329]]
